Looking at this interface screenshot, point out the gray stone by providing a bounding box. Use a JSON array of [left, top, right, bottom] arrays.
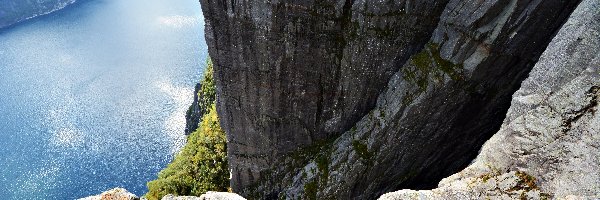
[[161, 192, 246, 200], [200, 0, 450, 191], [230, 0, 580, 198], [200, 0, 583, 198], [78, 188, 139, 200], [379, 0, 600, 198], [185, 83, 203, 135]]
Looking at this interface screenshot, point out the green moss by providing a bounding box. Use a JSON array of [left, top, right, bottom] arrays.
[[315, 154, 329, 183], [145, 60, 227, 200], [304, 180, 318, 200], [352, 140, 372, 161], [427, 43, 463, 81], [280, 137, 337, 199], [350, 125, 357, 133], [409, 50, 432, 91], [400, 43, 465, 107], [290, 137, 336, 163]]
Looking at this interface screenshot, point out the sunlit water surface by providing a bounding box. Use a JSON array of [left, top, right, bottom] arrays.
[[0, 0, 206, 199]]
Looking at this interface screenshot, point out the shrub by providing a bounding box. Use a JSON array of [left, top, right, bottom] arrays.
[[146, 104, 228, 200], [145, 59, 228, 200], [198, 58, 216, 115]]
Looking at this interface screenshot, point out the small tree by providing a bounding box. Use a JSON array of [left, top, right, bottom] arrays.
[[146, 59, 228, 200]]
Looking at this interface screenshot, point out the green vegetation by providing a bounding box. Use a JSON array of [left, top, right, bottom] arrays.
[[198, 59, 216, 115], [303, 180, 318, 200], [352, 140, 372, 161], [400, 43, 464, 106], [145, 58, 228, 200]]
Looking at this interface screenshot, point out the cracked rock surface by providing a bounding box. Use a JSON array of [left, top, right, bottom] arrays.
[[199, 0, 587, 198], [231, 0, 581, 198], [200, 0, 449, 191], [380, 0, 600, 199]]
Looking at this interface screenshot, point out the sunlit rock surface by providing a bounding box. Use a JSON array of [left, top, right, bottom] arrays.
[[380, 0, 600, 199], [81, 190, 245, 200], [79, 188, 139, 200], [162, 192, 246, 200]]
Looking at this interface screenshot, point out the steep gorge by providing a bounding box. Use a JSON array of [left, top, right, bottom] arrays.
[[200, 0, 583, 199]]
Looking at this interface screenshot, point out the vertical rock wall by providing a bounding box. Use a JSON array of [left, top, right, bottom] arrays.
[[381, 0, 600, 198], [199, 0, 582, 198], [200, 0, 449, 190]]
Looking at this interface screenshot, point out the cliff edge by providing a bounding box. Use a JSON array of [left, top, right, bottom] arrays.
[[381, 0, 600, 198], [200, 0, 582, 198]]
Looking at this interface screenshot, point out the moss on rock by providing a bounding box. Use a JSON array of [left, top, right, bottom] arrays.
[[352, 140, 372, 162]]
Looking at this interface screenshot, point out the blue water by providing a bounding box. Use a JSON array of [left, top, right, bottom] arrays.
[[0, 0, 207, 199], [0, 0, 77, 28]]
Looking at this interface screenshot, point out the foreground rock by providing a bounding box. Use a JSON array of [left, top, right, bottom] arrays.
[[380, 0, 600, 199], [81, 189, 245, 200], [162, 192, 246, 200], [79, 188, 139, 200]]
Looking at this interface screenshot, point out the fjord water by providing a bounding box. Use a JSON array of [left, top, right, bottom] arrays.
[[0, 0, 206, 199]]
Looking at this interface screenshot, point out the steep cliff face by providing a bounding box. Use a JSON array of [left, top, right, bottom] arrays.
[[200, 0, 582, 199], [200, 0, 450, 190], [381, 0, 600, 198]]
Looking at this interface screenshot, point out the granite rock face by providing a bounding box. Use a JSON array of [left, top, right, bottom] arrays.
[[200, 0, 583, 198], [200, 0, 450, 190], [162, 192, 246, 200], [380, 0, 600, 198]]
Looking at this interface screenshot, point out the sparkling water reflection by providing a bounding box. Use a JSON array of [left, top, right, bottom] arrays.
[[0, 0, 206, 199]]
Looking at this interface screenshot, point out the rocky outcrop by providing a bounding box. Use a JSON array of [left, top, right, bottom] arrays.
[[185, 83, 203, 135], [81, 189, 245, 200], [79, 188, 139, 200], [185, 60, 217, 135], [162, 192, 246, 200], [201, 0, 582, 198], [380, 0, 600, 199]]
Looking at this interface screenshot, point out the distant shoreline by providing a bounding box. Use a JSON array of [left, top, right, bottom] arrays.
[[0, 0, 80, 30]]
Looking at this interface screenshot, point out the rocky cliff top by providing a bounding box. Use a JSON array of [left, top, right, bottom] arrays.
[[381, 0, 600, 198]]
